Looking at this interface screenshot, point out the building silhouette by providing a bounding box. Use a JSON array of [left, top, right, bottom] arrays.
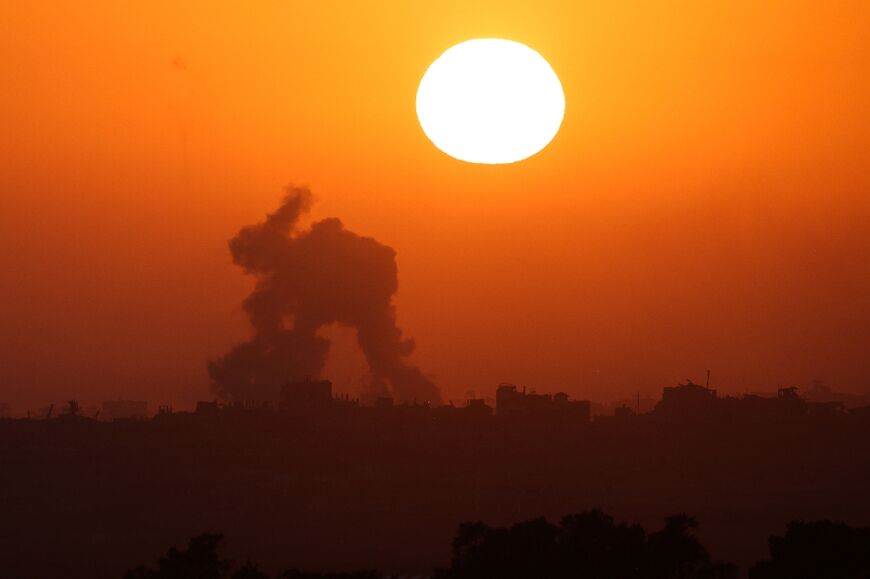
[[496, 383, 591, 424], [654, 380, 717, 417]]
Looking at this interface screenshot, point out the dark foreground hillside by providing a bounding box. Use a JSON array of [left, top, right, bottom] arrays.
[[2, 407, 869, 578]]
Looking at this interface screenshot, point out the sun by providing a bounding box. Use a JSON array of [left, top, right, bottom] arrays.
[[416, 38, 565, 165]]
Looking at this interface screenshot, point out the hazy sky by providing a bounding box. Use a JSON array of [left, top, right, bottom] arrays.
[[2, 1, 869, 411]]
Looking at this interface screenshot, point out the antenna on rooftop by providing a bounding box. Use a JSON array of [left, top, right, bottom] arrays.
[[706, 369, 711, 389]]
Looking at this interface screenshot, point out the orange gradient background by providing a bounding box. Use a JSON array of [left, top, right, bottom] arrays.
[[1, 1, 869, 410]]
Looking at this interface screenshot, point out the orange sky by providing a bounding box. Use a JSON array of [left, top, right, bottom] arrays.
[[2, 1, 869, 411]]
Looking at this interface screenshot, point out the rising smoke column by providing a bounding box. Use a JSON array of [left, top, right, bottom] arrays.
[[208, 186, 441, 405]]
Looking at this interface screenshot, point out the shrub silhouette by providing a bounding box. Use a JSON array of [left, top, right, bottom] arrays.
[[125, 532, 380, 579], [749, 520, 870, 579]]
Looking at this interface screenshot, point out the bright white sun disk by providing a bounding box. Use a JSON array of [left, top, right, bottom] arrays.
[[416, 39, 565, 164]]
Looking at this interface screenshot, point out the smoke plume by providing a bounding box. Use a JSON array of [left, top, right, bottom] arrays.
[[208, 186, 441, 405]]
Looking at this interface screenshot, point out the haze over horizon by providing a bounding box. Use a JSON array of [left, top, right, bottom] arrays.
[[2, 2, 869, 411]]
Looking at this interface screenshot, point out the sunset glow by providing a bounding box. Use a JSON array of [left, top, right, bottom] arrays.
[[1, 0, 869, 424], [3, 3, 870, 577]]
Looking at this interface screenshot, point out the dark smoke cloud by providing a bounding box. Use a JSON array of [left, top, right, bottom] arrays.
[[208, 186, 441, 405]]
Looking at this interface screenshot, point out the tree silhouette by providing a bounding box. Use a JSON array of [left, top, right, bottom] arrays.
[[559, 509, 646, 578], [440, 517, 561, 579], [231, 560, 269, 579], [434, 511, 736, 579], [749, 520, 870, 579], [645, 515, 717, 578], [124, 513, 743, 579], [124, 533, 232, 579]]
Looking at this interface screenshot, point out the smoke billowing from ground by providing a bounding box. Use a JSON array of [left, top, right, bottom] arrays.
[[208, 186, 441, 405]]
